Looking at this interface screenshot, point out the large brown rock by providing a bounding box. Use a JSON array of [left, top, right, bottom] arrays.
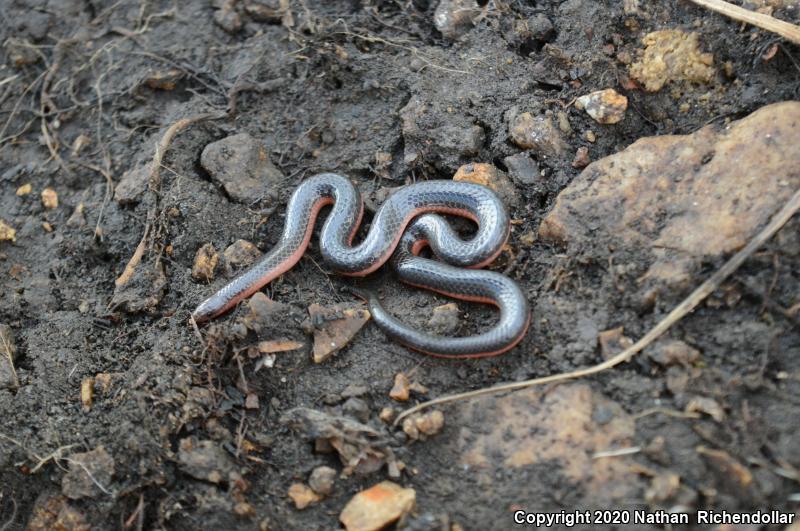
[[539, 102, 800, 299]]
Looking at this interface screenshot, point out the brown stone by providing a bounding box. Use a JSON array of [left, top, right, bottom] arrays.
[[539, 102, 800, 300], [201, 133, 284, 203], [575, 89, 628, 124], [288, 482, 321, 509], [453, 163, 520, 207], [41, 187, 58, 209], [115, 164, 150, 204], [389, 372, 410, 402], [509, 112, 566, 158], [224, 239, 262, 274], [339, 481, 416, 531]]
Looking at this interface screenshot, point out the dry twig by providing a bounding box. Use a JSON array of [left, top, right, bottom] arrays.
[[687, 0, 800, 45], [395, 187, 800, 426]]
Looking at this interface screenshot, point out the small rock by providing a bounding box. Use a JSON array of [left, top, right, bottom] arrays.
[[597, 327, 633, 360], [178, 438, 237, 484], [402, 410, 445, 441], [503, 153, 540, 186], [0, 324, 19, 389], [245, 393, 260, 409], [453, 163, 519, 207], [431, 123, 485, 158], [645, 473, 680, 505], [288, 483, 320, 509], [308, 465, 337, 496], [234, 502, 256, 518], [571, 146, 591, 168], [66, 203, 86, 228], [41, 187, 58, 209], [584, 130, 596, 142], [390, 373, 411, 402], [144, 69, 184, 90], [0, 220, 16, 242], [342, 397, 371, 423], [201, 133, 285, 203], [647, 339, 700, 367], [243, 292, 289, 332], [575, 89, 628, 124], [665, 367, 690, 395], [509, 112, 566, 158], [223, 240, 262, 274], [686, 396, 725, 422], [630, 30, 714, 92], [379, 407, 396, 423], [214, 1, 243, 33], [507, 14, 554, 53], [61, 446, 115, 500], [192, 243, 219, 281], [426, 302, 461, 335], [245, 1, 282, 22], [114, 164, 150, 204], [341, 384, 369, 399], [16, 183, 32, 195], [339, 481, 416, 531], [434, 0, 481, 39], [307, 303, 371, 363]]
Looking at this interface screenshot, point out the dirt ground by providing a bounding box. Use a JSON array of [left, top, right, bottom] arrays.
[[1, 0, 799, 530]]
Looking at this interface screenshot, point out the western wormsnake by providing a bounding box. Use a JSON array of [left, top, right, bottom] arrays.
[[191, 172, 530, 357]]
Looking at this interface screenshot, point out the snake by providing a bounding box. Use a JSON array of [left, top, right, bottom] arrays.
[[191, 172, 530, 357]]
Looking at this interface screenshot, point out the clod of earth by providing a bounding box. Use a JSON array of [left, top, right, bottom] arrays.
[[629, 29, 715, 92], [280, 407, 399, 477], [307, 303, 371, 363], [308, 465, 337, 496], [453, 163, 520, 208], [503, 153, 541, 186], [339, 481, 416, 531], [434, 0, 482, 39], [192, 243, 219, 281], [223, 239, 262, 275], [200, 133, 285, 204], [646, 339, 701, 367], [178, 438, 240, 484], [402, 410, 445, 441], [539, 101, 800, 304], [575, 89, 628, 124], [61, 446, 115, 500], [114, 164, 150, 205], [508, 112, 567, 158], [597, 326, 633, 360], [427, 303, 461, 335]]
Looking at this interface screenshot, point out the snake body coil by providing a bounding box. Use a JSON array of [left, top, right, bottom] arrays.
[[192, 173, 529, 357]]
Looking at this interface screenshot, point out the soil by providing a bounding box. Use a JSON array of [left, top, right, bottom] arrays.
[[1, 1, 799, 530]]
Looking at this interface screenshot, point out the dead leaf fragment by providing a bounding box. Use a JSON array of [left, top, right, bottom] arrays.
[[144, 69, 184, 90], [308, 303, 371, 363], [27, 495, 90, 531], [257, 339, 305, 354], [686, 396, 725, 422], [696, 445, 753, 490], [0, 324, 19, 389], [80, 376, 94, 412], [339, 481, 416, 531]]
